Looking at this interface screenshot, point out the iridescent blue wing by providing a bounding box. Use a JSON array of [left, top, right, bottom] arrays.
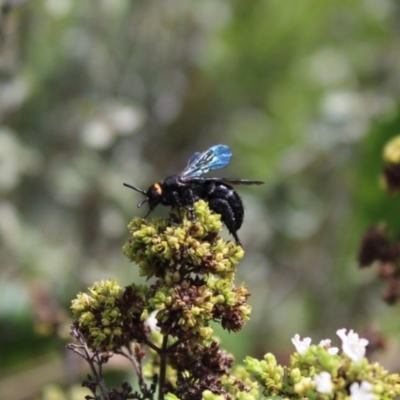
[[187, 151, 201, 166], [182, 177, 264, 185], [181, 145, 232, 178]]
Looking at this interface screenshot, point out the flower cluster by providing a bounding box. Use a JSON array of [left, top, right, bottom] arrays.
[[166, 341, 235, 399], [357, 136, 400, 304], [149, 276, 250, 345], [358, 225, 395, 268], [358, 226, 400, 305], [71, 280, 150, 351], [70, 201, 254, 398], [122, 201, 243, 280], [245, 328, 400, 399], [120, 201, 250, 347]]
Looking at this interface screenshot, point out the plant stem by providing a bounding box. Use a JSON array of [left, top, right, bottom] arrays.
[[93, 353, 110, 400], [144, 337, 161, 352], [158, 334, 169, 400], [69, 327, 110, 400], [118, 346, 148, 395]]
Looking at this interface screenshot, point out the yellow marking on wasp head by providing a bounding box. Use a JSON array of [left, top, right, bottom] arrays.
[[153, 183, 162, 195]]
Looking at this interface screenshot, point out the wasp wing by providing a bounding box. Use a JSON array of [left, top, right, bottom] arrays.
[[187, 151, 201, 166], [181, 144, 232, 178], [183, 177, 264, 185]]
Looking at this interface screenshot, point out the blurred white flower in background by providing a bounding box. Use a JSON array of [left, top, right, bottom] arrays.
[[337, 328, 369, 364], [81, 101, 146, 150], [319, 339, 339, 355], [45, 0, 72, 18], [314, 371, 333, 394], [81, 120, 114, 150], [0, 128, 41, 192], [292, 334, 311, 355], [349, 381, 374, 400], [144, 310, 160, 333]]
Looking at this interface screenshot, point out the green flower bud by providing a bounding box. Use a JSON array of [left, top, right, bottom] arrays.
[[273, 372, 283, 385], [173, 271, 181, 282], [199, 326, 213, 339], [165, 394, 180, 400], [291, 368, 301, 379], [141, 309, 149, 321], [165, 274, 173, 286], [79, 311, 95, 326], [95, 332, 106, 342], [103, 328, 112, 335], [202, 390, 225, 400], [384, 136, 400, 164], [191, 306, 201, 316], [294, 377, 312, 394], [215, 295, 225, 304], [113, 327, 122, 336], [374, 383, 384, 394], [165, 296, 172, 307], [90, 328, 101, 337]]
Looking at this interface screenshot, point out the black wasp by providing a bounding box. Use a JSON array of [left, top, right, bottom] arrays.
[[123, 144, 263, 246]]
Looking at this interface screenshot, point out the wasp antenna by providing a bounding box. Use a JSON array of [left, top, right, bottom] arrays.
[[137, 198, 148, 208], [123, 183, 147, 195]]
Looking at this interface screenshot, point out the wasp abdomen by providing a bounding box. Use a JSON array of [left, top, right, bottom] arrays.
[[205, 182, 244, 245]]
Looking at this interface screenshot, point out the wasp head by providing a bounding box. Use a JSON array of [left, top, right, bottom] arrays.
[[146, 183, 163, 210], [123, 182, 163, 216]]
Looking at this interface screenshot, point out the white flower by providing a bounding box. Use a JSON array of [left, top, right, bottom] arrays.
[[144, 310, 160, 333], [350, 381, 374, 400], [319, 339, 339, 355], [292, 334, 312, 355], [314, 371, 333, 394], [336, 328, 369, 364]]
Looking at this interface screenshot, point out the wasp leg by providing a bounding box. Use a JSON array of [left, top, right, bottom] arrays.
[[168, 191, 195, 221], [183, 188, 198, 221], [143, 209, 153, 219], [186, 207, 196, 221], [208, 198, 242, 246]]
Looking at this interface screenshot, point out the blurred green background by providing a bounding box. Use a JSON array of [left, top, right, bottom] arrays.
[[1, 0, 400, 399]]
